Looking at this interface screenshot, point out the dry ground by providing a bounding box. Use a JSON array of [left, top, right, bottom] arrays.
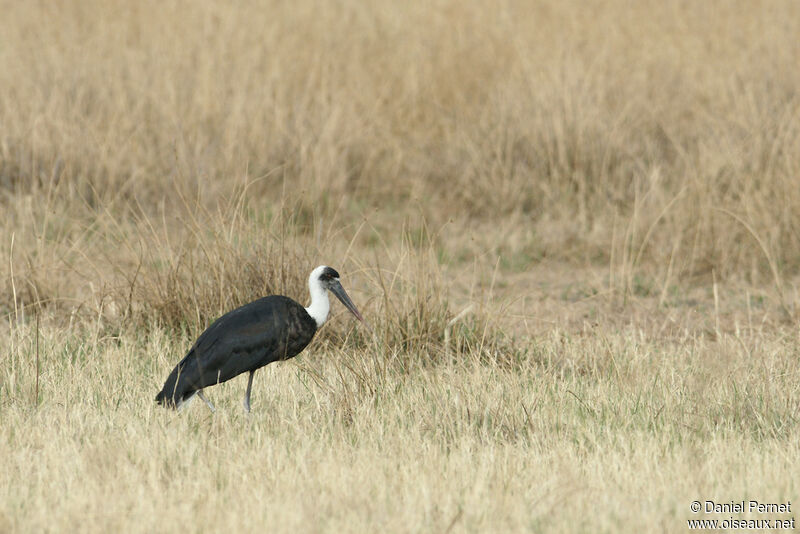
[[2, 1, 800, 532]]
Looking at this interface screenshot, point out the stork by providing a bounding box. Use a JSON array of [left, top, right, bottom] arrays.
[[155, 265, 365, 413]]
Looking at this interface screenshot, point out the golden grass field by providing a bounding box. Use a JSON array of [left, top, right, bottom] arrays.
[[2, 0, 800, 532]]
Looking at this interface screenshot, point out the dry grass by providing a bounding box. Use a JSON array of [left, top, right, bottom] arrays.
[[2, 0, 800, 532], [2, 317, 798, 532]]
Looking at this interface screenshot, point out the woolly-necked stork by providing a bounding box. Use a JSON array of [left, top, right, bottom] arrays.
[[155, 265, 365, 412]]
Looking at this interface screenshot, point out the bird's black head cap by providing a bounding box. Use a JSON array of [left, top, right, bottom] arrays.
[[319, 266, 340, 281]]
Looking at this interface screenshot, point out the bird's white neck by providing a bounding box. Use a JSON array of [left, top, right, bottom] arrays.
[[304, 277, 329, 328]]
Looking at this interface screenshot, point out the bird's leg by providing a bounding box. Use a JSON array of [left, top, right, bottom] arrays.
[[243, 371, 255, 413], [197, 390, 216, 413]]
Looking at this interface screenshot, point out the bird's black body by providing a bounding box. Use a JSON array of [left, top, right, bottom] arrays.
[[155, 295, 317, 408]]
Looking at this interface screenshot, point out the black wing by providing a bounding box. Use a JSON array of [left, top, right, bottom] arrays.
[[155, 295, 317, 407]]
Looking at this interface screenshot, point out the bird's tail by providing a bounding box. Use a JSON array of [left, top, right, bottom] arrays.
[[155, 360, 195, 409]]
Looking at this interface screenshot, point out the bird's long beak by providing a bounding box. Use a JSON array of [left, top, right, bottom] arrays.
[[329, 280, 365, 323]]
